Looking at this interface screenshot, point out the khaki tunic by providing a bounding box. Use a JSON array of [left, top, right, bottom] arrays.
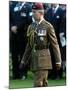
[[22, 20, 61, 71]]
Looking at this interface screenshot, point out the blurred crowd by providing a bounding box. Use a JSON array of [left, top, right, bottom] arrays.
[[9, 1, 66, 80]]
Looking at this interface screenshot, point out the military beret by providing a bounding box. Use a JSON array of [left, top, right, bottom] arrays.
[[32, 3, 44, 10]]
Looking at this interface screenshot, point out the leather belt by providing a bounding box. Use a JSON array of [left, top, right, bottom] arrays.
[[35, 45, 49, 50]]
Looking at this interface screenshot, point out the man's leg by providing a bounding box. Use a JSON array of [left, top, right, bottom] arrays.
[[34, 70, 48, 87]]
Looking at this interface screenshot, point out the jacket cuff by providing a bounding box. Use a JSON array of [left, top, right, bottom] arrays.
[[56, 62, 61, 65]]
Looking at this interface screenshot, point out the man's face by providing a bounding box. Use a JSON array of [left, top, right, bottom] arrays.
[[59, 4, 66, 10], [51, 4, 58, 8], [32, 10, 40, 21]]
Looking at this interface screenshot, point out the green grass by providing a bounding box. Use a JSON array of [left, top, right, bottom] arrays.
[[9, 78, 66, 89], [9, 79, 33, 89]]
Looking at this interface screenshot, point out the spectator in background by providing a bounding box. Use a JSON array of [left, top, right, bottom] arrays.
[[10, 1, 20, 79], [59, 4, 66, 78], [9, 1, 32, 79], [45, 4, 64, 79], [43, 3, 50, 15]]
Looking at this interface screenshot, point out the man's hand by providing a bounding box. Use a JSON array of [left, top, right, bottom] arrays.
[[19, 61, 25, 69], [56, 64, 61, 70], [11, 26, 17, 33]]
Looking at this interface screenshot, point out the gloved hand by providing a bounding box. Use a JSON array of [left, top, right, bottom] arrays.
[[56, 64, 61, 70], [11, 26, 17, 34]]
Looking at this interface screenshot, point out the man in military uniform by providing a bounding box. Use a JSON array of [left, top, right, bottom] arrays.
[[20, 3, 61, 87]]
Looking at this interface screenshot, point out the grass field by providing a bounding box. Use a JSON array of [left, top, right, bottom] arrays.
[[9, 72, 66, 89], [9, 78, 66, 89]]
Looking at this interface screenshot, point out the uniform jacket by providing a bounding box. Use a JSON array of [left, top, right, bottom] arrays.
[[21, 19, 61, 71]]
